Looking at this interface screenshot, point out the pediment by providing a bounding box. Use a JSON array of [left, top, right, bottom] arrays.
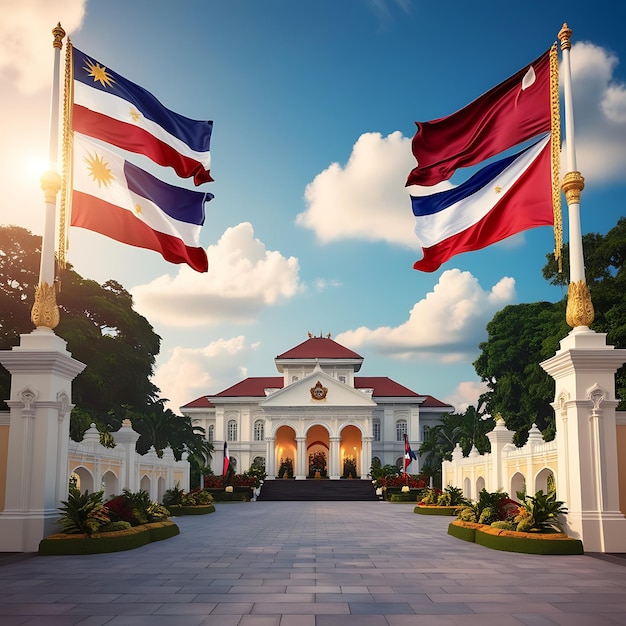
[[260, 368, 375, 407]]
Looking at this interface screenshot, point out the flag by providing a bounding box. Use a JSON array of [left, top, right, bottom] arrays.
[[72, 46, 213, 186], [404, 434, 417, 474], [71, 133, 211, 272], [410, 134, 553, 272], [223, 441, 230, 477], [406, 48, 552, 187]]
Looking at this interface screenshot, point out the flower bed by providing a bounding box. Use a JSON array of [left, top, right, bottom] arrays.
[[167, 504, 215, 515], [39, 521, 179, 555], [414, 504, 461, 516], [448, 520, 583, 555]]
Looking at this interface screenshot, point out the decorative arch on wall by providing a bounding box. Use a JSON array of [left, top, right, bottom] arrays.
[[71, 466, 94, 494], [534, 467, 555, 494], [140, 474, 151, 494], [510, 471, 525, 498], [157, 476, 166, 502], [476, 476, 486, 494], [463, 476, 471, 499], [101, 470, 118, 500]]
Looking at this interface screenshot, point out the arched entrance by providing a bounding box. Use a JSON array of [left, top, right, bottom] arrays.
[[306, 424, 330, 478], [275, 425, 296, 478], [340, 425, 362, 478]]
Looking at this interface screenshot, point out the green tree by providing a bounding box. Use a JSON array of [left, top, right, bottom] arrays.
[[474, 301, 569, 444]]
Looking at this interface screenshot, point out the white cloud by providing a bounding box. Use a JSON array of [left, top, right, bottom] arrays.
[[296, 131, 417, 248], [336, 269, 516, 361], [297, 44, 626, 252], [0, 0, 86, 233], [444, 380, 489, 414], [153, 336, 258, 413], [131, 222, 303, 327], [0, 0, 86, 94], [566, 41, 626, 184]]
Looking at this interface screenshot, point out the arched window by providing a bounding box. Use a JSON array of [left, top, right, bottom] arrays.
[[207, 424, 214, 442], [372, 419, 381, 442], [292, 376, 299, 383], [422, 425, 430, 442], [227, 419, 238, 442], [254, 419, 265, 441], [396, 419, 407, 442]]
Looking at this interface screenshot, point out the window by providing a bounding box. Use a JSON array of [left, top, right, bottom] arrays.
[[207, 424, 214, 442], [227, 419, 238, 442], [422, 425, 430, 442], [254, 419, 265, 441], [292, 376, 299, 383], [338, 375, 346, 383], [396, 419, 407, 442], [372, 419, 381, 442]]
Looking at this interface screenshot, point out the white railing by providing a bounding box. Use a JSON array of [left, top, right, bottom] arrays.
[[68, 420, 189, 503]]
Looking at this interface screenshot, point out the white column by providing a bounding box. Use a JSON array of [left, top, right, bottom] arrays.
[[114, 419, 141, 492], [361, 436, 373, 479], [329, 437, 341, 479], [486, 417, 514, 492], [295, 436, 306, 479], [0, 329, 85, 552], [265, 436, 276, 479], [541, 330, 626, 552]]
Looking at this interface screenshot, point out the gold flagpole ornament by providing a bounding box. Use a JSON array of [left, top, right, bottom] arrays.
[[558, 23, 594, 328], [31, 23, 65, 329]]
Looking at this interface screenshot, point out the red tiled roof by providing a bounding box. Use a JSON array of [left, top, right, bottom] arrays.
[[276, 336, 363, 360], [211, 376, 283, 397], [201, 375, 450, 409], [181, 396, 215, 409], [354, 376, 419, 397]]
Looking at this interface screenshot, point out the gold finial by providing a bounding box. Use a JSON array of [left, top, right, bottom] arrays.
[[308, 332, 313, 338], [40, 170, 62, 204], [561, 171, 585, 205], [31, 282, 60, 329], [566, 280, 594, 327], [558, 23, 572, 51], [52, 23, 66, 49]]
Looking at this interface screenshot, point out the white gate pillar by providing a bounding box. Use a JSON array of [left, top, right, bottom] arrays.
[[0, 329, 85, 552], [541, 328, 626, 552]]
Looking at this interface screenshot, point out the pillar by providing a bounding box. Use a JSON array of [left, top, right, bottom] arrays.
[[0, 328, 85, 552], [541, 328, 626, 552]]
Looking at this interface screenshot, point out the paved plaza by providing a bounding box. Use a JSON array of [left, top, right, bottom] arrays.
[[1, 500, 625, 625]]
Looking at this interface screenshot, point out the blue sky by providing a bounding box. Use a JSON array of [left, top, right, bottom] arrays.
[[2, 0, 626, 414]]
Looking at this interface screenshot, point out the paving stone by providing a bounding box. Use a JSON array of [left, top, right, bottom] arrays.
[[0, 502, 624, 623]]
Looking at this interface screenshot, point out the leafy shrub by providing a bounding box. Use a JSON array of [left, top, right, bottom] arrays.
[[163, 484, 186, 507], [490, 520, 515, 531], [58, 485, 110, 536], [514, 489, 567, 532], [105, 489, 169, 526], [99, 521, 132, 532], [437, 485, 469, 506]]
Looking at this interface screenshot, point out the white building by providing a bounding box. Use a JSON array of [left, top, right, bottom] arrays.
[[181, 334, 453, 480]]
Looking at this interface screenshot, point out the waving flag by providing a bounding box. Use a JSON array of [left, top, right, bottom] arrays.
[[223, 441, 230, 477], [71, 133, 211, 272], [410, 134, 553, 272], [72, 46, 213, 186], [406, 48, 553, 187], [404, 434, 417, 474]]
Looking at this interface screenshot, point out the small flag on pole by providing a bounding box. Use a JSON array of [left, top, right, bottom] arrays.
[[223, 441, 230, 477], [404, 433, 417, 474]]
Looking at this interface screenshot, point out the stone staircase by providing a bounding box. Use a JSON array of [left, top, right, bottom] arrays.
[[256, 479, 379, 501]]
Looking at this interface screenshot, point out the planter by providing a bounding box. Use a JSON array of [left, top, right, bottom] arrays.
[[414, 504, 461, 516], [448, 520, 584, 555], [167, 504, 215, 516], [39, 521, 180, 556]]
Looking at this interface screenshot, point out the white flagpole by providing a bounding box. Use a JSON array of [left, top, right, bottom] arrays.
[[558, 23, 594, 328], [31, 23, 65, 330]]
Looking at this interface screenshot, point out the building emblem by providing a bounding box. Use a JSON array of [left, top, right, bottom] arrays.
[[310, 380, 328, 401]]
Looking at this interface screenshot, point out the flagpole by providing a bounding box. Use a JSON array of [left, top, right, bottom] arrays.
[[31, 23, 65, 330], [558, 23, 594, 329]]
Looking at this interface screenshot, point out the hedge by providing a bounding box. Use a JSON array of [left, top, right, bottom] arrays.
[[39, 521, 179, 555], [167, 504, 215, 516], [447, 520, 584, 555], [414, 505, 461, 516]]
